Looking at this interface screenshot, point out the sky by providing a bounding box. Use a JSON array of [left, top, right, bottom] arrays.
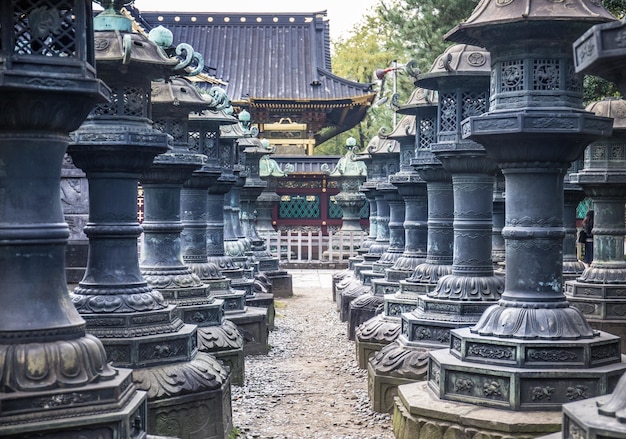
[[132, 0, 380, 41]]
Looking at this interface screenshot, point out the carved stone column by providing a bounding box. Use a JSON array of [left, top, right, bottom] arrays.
[[356, 88, 436, 371], [239, 133, 293, 299], [0, 2, 148, 437], [369, 44, 505, 414], [565, 99, 626, 353], [69, 11, 231, 439], [146, 77, 245, 385], [186, 106, 269, 356]]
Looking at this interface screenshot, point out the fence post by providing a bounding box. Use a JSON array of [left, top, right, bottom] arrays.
[[308, 231, 313, 262], [297, 231, 303, 262], [328, 230, 334, 262]]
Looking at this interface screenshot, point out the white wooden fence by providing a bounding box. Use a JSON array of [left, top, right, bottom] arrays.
[[259, 230, 367, 263]]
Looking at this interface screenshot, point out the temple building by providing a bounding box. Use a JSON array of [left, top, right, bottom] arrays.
[[130, 9, 376, 153]]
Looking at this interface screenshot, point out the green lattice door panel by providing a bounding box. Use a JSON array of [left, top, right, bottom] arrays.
[[279, 195, 321, 219], [328, 196, 343, 219]]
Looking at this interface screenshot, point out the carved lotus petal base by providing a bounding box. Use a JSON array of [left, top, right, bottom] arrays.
[[188, 262, 226, 281], [472, 300, 596, 339], [390, 255, 425, 273], [563, 259, 586, 277], [206, 256, 238, 271], [430, 274, 505, 301], [0, 334, 116, 392], [406, 263, 453, 284], [132, 352, 228, 400], [369, 340, 430, 379], [71, 287, 167, 314], [142, 267, 204, 291], [197, 319, 244, 351], [356, 314, 401, 344], [578, 266, 626, 284]]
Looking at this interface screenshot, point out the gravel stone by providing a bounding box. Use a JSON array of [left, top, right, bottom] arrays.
[[231, 269, 393, 439]]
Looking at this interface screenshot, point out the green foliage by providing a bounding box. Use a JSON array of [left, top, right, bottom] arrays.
[[583, 75, 621, 105], [376, 0, 479, 73], [604, 0, 626, 18], [228, 426, 242, 439], [317, 0, 479, 154]]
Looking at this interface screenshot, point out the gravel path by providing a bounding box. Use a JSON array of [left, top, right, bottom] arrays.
[[232, 269, 393, 439]]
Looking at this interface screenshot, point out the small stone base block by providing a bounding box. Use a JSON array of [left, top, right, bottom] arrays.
[[580, 319, 626, 355], [393, 381, 562, 439], [372, 278, 401, 296], [356, 339, 388, 369], [148, 377, 232, 439], [0, 370, 148, 439], [246, 292, 275, 330], [563, 395, 626, 439], [368, 362, 419, 413], [265, 271, 293, 298], [226, 306, 269, 355], [213, 348, 245, 386]]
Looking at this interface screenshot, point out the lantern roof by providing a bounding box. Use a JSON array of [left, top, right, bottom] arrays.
[[397, 87, 438, 115], [417, 44, 491, 91], [586, 98, 626, 131], [446, 0, 615, 47], [151, 77, 210, 115]]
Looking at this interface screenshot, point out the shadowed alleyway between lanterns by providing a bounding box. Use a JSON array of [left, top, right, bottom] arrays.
[[231, 269, 393, 439]]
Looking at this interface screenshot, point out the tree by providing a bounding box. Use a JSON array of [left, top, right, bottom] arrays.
[[316, 0, 477, 155], [316, 12, 397, 155], [582, 1, 626, 103], [376, 0, 479, 73]]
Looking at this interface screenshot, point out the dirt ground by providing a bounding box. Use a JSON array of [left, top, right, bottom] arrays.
[[231, 269, 393, 439]]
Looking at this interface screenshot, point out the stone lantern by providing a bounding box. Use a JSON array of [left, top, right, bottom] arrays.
[[368, 43, 506, 415], [359, 136, 401, 286], [355, 87, 436, 370], [146, 76, 245, 385], [68, 7, 231, 438], [0, 1, 149, 437], [256, 138, 290, 241], [326, 136, 368, 234], [336, 134, 398, 325], [392, 1, 626, 438], [239, 122, 293, 299], [187, 95, 269, 356], [220, 115, 276, 326], [554, 21, 626, 439]]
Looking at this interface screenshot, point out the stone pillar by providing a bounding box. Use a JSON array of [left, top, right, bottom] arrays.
[[69, 12, 231, 439], [491, 172, 506, 268], [338, 135, 398, 327], [563, 161, 586, 283], [187, 104, 269, 356], [0, 2, 148, 437], [565, 100, 626, 353], [146, 77, 245, 385], [239, 133, 293, 298], [62, 155, 90, 283], [392, 4, 626, 439], [369, 44, 505, 414], [220, 118, 276, 323], [356, 87, 435, 370]]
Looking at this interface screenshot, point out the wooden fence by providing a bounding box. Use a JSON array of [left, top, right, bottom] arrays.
[[259, 230, 367, 264]]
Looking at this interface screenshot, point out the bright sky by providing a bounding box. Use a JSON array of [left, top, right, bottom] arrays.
[[131, 0, 380, 41]]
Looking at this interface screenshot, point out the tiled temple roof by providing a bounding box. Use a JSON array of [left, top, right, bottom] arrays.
[[129, 9, 376, 143]]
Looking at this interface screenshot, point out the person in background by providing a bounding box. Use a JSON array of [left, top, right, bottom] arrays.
[[581, 209, 594, 267]]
